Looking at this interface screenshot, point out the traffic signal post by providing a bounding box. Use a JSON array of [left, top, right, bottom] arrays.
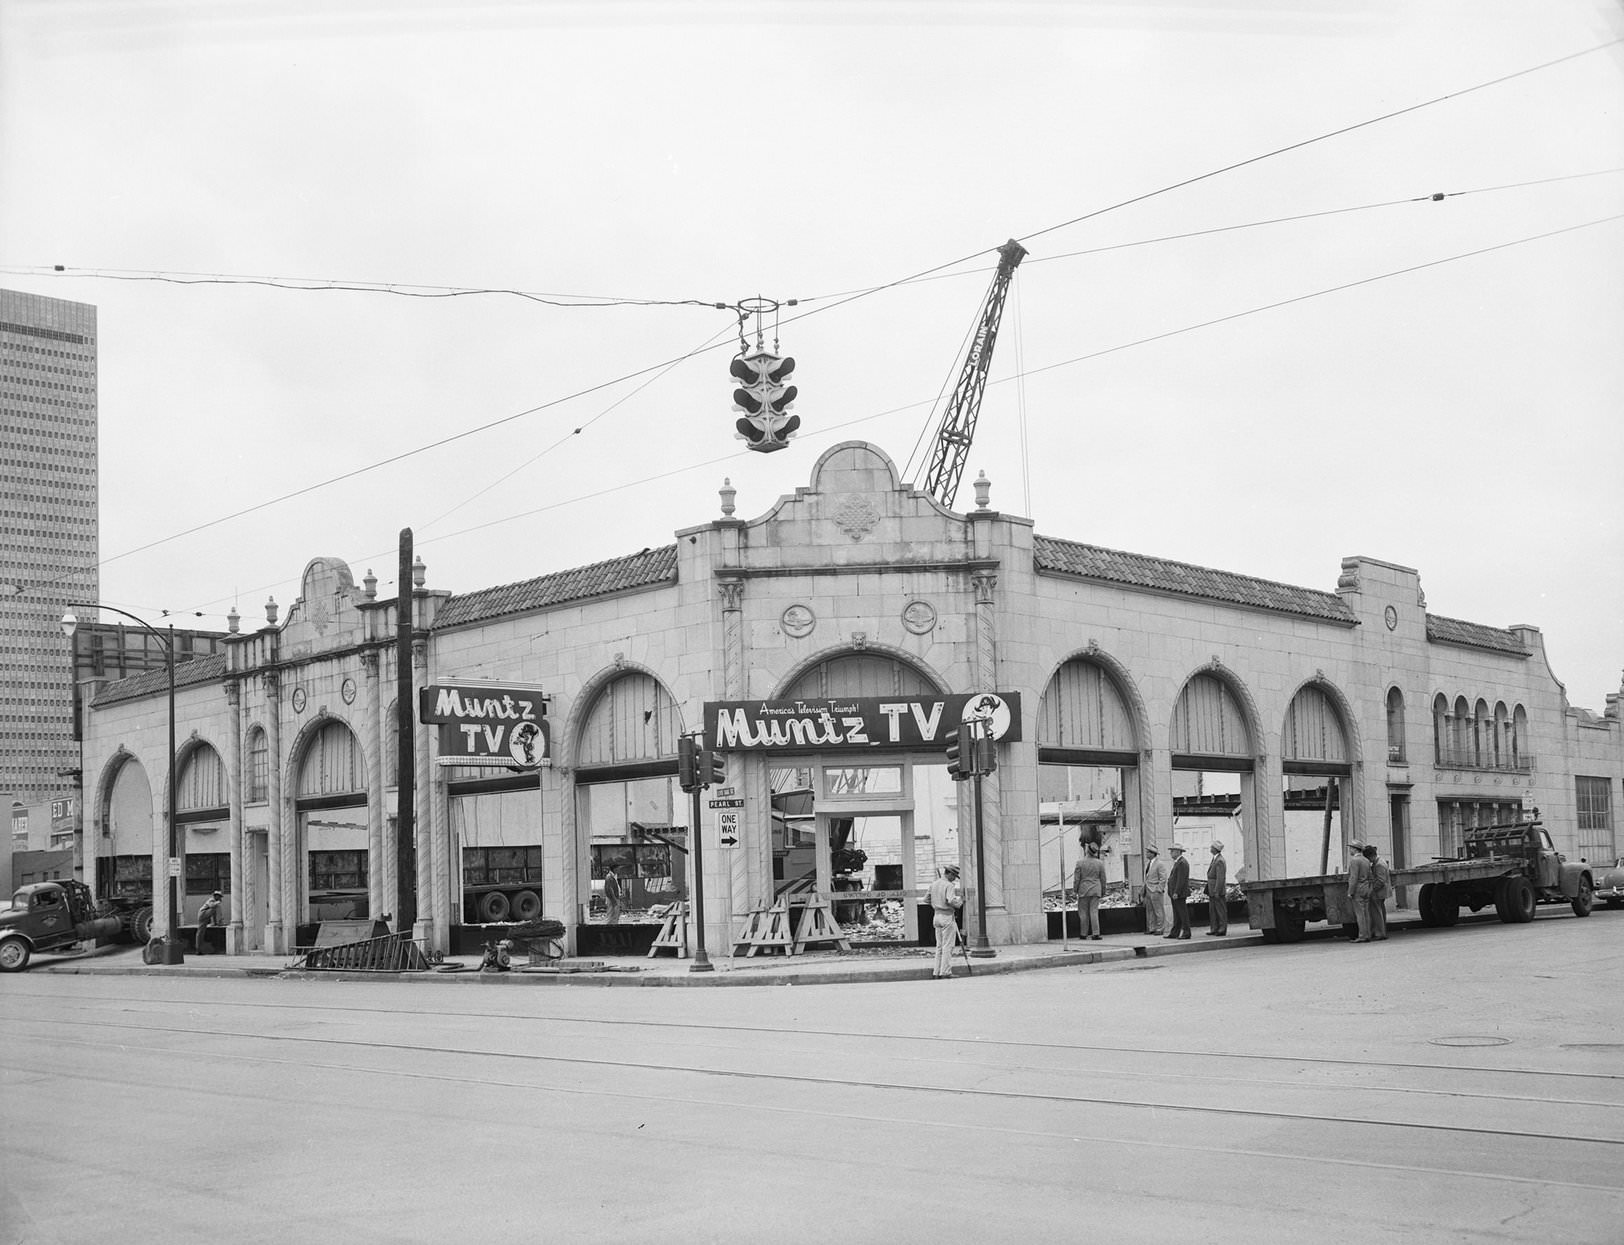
[[944, 720, 998, 957], [677, 735, 726, 972]]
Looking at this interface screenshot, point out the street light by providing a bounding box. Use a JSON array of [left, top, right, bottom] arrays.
[[61, 607, 185, 964]]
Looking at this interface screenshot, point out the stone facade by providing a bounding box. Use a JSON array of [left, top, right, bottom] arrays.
[[79, 442, 1624, 956]]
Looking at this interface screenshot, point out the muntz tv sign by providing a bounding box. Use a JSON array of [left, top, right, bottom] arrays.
[[419, 683, 550, 769], [703, 692, 1021, 753]]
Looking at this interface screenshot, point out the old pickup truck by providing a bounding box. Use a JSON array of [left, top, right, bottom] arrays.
[[1593, 856, 1624, 908], [1246, 818, 1593, 942]]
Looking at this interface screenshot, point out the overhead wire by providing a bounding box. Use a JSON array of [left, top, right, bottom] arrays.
[[176, 208, 1624, 617], [31, 37, 1624, 601]]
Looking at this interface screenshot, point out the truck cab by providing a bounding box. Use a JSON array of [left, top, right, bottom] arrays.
[[0, 880, 124, 972]]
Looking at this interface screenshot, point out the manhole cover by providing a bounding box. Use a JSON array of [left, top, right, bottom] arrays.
[[1429, 1035, 1511, 1048]]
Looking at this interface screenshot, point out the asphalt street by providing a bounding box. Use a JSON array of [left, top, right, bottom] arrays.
[[2, 907, 1620, 1244]]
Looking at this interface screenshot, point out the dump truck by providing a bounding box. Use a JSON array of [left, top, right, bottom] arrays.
[[0, 879, 144, 972], [1246, 819, 1593, 943]]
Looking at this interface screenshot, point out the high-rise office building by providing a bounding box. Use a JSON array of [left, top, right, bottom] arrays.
[[1, 289, 99, 804]]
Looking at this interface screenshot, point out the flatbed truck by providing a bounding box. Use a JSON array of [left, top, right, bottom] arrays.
[[1246, 819, 1594, 943]]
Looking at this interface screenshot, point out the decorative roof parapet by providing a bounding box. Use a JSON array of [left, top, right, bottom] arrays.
[[1033, 535, 1356, 624], [433, 544, 680, 631]]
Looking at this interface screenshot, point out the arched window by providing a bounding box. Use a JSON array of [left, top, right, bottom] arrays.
[[176, 744, 227, 813], [1511, 705, 1529, 771], [1493, 703, 1508, 769], [577, 673, 682, 768], [247, 727, 268, 803], [780, 653, 937, 701], [1432, 693, 1449, 764], [1170, 674, 1252, 758], [1385, 687, 1406, 764], [1038, 659, 1137, 754], [296, 720, 365, 798], [1473, 699, 1490, 768], [1452, 696, 1471, 766]]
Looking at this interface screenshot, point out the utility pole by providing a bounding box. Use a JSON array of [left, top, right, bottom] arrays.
[[396, 529, 417, 931]]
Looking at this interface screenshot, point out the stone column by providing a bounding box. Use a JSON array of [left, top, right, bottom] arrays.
[[225, 681, 244, 954], [263, 670, 285, 954], [718, 576, 756, 944], [361, 650, 385, 920]]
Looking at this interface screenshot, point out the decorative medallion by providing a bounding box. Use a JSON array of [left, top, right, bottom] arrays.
[[1384, 605, 1399, 631], [781, 605, 816, 639], [831, 495, 880, 543], [901, 600, 937, 635], [291, 686, 307, 714], [341, 677, 357, 705]]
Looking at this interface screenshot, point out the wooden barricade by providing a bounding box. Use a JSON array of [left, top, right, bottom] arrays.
[[732, 897, 796, 956], [791, 893, 851, 954], [646, 902, 691, 958]]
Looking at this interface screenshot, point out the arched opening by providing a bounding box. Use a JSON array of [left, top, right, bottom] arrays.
[[246, 727, 269, 803], [1280, 683, 1352, 876], [764, 652, 956, 945], [568, 671, 686, 935], [294, 718, 368, 925], [1473, 699, 1490, 769], [1432, 693, 1449, 765], [1038, 656, 1141, 933], [95, 754, 154, 909], [1169, 673, 1254, 897], [177, 742, 229, 925]]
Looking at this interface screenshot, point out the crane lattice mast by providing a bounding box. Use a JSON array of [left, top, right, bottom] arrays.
[[922, 238, 1027, 508]]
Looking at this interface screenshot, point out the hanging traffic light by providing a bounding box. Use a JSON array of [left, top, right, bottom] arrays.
[[731, 347, 800, 454], [678, 736, 700, 793], [945, 723, 973, 782]]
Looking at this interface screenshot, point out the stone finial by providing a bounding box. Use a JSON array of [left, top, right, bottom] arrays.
[[362, 569, 377, 601], [412, 556, 426, 589], [720, 477, 737, 518], [973, 470, 992, 511], [265, 596, 278, 625], [227, 606, 240, 634]]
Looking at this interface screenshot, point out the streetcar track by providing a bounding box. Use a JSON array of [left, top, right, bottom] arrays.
[[5, 984, 1620, 1083], [7, 1029, 1621, 1198], [5, 1012, 1620, 1148]]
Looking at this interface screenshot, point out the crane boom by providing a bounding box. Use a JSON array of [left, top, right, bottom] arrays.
[[922, 238, 1027, 508]]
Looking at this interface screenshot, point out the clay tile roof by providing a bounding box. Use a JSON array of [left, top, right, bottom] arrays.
[[434, 544, 679, 630], [91, 652, 229, 706], [1033, 535, 1356, 624], [1425, 613, 1530, 656]]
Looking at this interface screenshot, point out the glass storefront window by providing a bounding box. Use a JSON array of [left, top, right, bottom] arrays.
[[822, 765, 902, 796]]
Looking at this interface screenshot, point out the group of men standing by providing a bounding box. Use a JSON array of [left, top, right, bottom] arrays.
[[1345, 840, 1392, 941], [1140, 840, 1229, 939]]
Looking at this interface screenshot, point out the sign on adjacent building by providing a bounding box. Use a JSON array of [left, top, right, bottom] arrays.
[[703, 692, 1022, 753], [419, 683, 551, 769]]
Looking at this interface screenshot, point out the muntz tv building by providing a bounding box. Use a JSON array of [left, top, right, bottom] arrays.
[[77, 442, 1623, 956]]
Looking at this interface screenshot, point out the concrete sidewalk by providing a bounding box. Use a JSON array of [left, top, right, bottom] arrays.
[[32, 926, 1282, 986]]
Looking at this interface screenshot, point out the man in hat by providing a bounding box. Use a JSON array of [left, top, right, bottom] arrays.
[[1073, 838, 1107, 940], [1164, 845, 1192, 940], [1362, 843, 1391, 941], [196, 889, 224, 955], [1206, 841, 1229, 936], [1142, 844, 1169, 936], [1346, 840, 1374, 942], [928, 863, 965, 979]]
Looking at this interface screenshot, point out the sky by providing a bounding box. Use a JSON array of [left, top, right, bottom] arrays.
[[2, 0, 1621, 706]]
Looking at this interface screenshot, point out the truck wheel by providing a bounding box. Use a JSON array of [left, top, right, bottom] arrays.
[[1570, 879, 1593, 918], [1417, 884, 1438, 927], [1432, 889, 1459, 927], [1502, 876, 1536, 923], [127, 907, 155, 944], [0, 936, 31, 972], [511, 890, 542, 922], [477, 891, 511, 923]]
